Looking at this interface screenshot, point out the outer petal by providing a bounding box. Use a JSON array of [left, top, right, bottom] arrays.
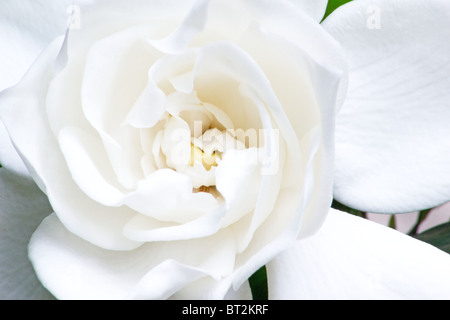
[[223, 282, 252, 300], [323, 0, 450, 213], [286, 0, 329, 22], [0, 169, 53, 299], [29, 214, 238, 300], [267, 209, 450, 299], [205, 0, 347, 110], [0, 122, 28, 175], [0, 0, 98, 172], [0, 0, 76, 91], [0, 38, 141, 251]]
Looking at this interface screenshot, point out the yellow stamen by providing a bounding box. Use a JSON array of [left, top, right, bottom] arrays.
[[190, 143, 219, 171]]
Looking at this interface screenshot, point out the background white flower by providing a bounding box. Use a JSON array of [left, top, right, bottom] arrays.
[[327, 0, 450, 214]]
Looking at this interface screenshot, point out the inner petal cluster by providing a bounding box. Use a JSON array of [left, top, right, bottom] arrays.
[[140, 89, 257, 193], [48, 13, 299, 248]]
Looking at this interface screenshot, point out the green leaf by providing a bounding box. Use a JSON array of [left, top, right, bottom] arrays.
[[414, 222, 450, 254], [388, 215, 396, 229], [408, 209, 431, 236], [323, 0, 353, 21], [331, 199, 366, 218], [249, 265, 268, 300]]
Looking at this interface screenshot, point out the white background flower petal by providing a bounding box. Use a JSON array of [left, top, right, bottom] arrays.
[[324, 0, 450, 213], [267, 209, 450, 299]]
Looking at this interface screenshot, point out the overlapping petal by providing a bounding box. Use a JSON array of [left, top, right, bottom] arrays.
[[0, 0, 78, 174], [0, 0, 73, 91], [324, 0, 450, 213], [286, 0, 329, 22], [0, 38, 141, 251], [29, 213, 240, 299], [267, 209, 450, 299], [0, 122, 29, 175]]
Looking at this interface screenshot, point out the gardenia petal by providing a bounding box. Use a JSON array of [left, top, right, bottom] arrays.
[[147, 0, 210, 54], [0, 0, 73, 90], [267, 209, 450, 299], [324, 0, 450, 213], [236, 23, 341, 237], [285, 0, 329, 22], [197, 0, 346, 104], [80, 26, 157, 189], [0, 122, 29, 176], [123, 203, 227, 242], [123, 169, 218, 223], [216, 0, 348, 111], [0, 38, 141, 251], [29, 213, 238, 299], [215, 148, 262, 227], [58, 126, 125, 206]]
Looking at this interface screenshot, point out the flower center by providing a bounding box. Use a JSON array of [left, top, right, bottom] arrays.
[[190, 127, 246, 170], [144, 91, 254, 190], [190, 143, 220, 171]]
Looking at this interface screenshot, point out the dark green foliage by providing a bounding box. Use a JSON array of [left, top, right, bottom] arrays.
[[249, 265, 268, 300], [414, 222, 450, 254]]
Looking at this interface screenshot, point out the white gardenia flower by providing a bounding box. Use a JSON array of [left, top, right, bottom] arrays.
[[0, 0, 342, 299], [0, 0, 450, 300]]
